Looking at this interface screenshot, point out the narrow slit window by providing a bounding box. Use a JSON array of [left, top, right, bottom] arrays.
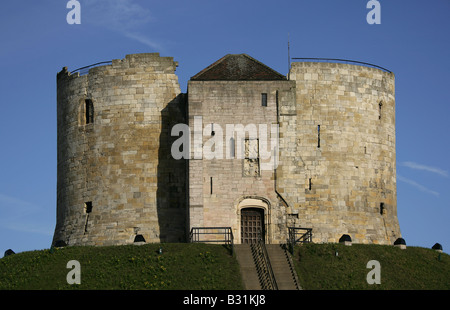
[[308, 178, 312, 190], [210, 177, 213, 195], [261, 93, 267, 107], [378, 101, 383, 120], [84, 201, 92, 234], [317, 125, 321, 148], [85, 99, 94, 124], [230, 137, 235, 158]]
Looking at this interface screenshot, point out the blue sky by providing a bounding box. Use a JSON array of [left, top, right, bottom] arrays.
[[0, 0, 449, 256]]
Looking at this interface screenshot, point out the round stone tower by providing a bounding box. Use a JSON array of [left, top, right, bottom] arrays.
[[278, 61, 401, 245], [53, 53, 187, 246]]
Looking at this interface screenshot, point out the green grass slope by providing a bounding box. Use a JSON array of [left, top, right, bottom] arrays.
[[1, 242, 448, 290], [0, 243, 243, 290], [292, 243, 450, 290]]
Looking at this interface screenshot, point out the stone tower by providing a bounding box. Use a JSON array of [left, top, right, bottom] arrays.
[[278, 61, 400, 244], [53, 53, 401, 247], [53, 53, 187, 246]]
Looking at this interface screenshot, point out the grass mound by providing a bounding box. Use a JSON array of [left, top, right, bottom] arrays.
[[2, 242, 448, 290], [0, 243, 243, 290], [292, 243, 450, 290]]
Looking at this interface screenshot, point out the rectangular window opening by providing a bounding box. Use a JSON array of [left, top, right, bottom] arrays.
[[230, 137, 235, 158], [85, 201, 93, 214], [85, 99, 94, 124], [261, 93, 267, 107], [380, 202, 385, 215]]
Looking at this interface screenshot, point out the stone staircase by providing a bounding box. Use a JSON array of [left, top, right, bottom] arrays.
[[235, 244, 262, 290], [266, 245, 300, 290], [234, 244, 300, 290]]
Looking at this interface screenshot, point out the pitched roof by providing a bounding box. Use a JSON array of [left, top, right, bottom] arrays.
[[190, 54, 287, 81]]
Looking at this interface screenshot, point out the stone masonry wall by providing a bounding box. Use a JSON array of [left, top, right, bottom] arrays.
[[53, 53, 186, 246], [279, 62, 401, 244], [54, 53, 402, 247], [187, 80, 295, 244]]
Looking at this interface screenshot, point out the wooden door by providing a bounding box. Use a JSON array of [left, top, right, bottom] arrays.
[[241, 208, 264, 244]]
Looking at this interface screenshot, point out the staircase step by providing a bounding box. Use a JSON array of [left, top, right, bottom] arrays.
[[234, 244, 261, 290], [235, 243, 300, 290], [265, 245, 299, 290]]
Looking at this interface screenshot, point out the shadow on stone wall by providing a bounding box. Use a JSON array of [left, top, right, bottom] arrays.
[[157, 94, 188, 242]]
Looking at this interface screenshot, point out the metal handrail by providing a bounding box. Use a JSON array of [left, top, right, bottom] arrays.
[[289, 227, 313, 243], [189, 227, 234, 255], [292, 57, 392, 73], [71, 61, 113, 76], [287, 227, 313, 254], [251, 239, 278, 290], [259, 239, 278, 290], [281, 244, 301, 290]]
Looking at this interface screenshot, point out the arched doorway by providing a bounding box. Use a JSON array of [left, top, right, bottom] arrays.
[[237, 197, 270, 244]]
